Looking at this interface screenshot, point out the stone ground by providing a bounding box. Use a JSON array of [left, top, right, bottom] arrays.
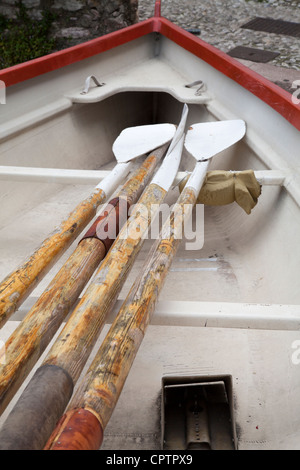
[[137, 0, 300, 93], [138, 0, 300, 70]]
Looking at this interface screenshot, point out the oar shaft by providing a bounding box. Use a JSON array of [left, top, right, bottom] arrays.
[[0, 183, 167, 450], [0, 152, 161, 414], [0, 237, 105, 415], [45, 119, 245, 450], [0, 147, 165, 449], [42, 139, 171, 382], [0, 187, 106, 329], [46, 185, 198, 450], [0, 157, 134, 330], [43, 181, 167, 381], [0, 107, 188, 451]]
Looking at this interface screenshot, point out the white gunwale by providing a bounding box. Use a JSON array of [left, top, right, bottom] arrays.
[[0, 167, 288, 186]]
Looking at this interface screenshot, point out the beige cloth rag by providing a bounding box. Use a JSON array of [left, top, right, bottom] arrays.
[[179, 170, 262, 214]]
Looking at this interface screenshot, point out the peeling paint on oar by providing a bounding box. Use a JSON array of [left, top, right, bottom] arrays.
[[0, 187, 107, 329], [44, 118, 246, 451], [46, 188, 199, 451], [0, 123, 176, 329], [0, 106, 188, 451], [0, 145, 167, 431]]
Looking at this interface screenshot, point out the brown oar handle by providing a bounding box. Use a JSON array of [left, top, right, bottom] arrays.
[[0, 187, 106, 329], [44, 409, 103, 451], [79, 197, 130, 255]]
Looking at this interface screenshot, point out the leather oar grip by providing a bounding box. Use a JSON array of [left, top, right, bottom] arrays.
[[80, 197, 130, 255]]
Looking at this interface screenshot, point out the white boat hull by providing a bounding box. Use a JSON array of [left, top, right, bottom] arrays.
[[0, 16, 299, 451]]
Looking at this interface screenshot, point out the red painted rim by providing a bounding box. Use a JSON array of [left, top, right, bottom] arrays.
[[0, 13, 299, 131], [0, 19, 154, 88], [157, 18, 300, 131]]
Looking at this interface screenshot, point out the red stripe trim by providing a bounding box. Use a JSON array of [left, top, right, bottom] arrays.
[[0, 20, 154, 87], [0, 16, 299, 130], [157, 18, 300, 131], [154, 1, 161, 17]]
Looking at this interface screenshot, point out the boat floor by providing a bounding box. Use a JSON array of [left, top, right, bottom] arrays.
[[0, 184, 279, 307], [1, 319, 299, 450], [99, 323, 300, 451], [1, 161, 300, 450], [0, 14, 299, 451], [1, 154, 298, 305]]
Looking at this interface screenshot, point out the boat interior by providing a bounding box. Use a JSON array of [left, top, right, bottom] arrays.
[[0, 31, 300, 450]]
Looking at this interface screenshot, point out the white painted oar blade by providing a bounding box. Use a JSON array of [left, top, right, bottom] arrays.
[[113, 123, 176, 163], [151, 104, 189, 192], [185, 120, 246, 161]]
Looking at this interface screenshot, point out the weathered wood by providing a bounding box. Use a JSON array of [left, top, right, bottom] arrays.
[[0, 187, 106, 328], [0, 147, 166, 448], [0, 237, 106, 415], [43, 181, 167, 383], [45, 186, 197, 450], [16, 178, 168, 449], [0, 151, 161, 417]]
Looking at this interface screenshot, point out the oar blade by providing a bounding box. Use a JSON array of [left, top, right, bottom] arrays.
[[185, 119, 246, 161], [113, 123, 176, 163]]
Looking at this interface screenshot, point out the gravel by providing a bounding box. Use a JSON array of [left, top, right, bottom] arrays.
[[137, 0, 300, 70]]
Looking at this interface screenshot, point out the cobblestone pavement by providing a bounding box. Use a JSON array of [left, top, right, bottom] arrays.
[[138, 0, 300, 71]]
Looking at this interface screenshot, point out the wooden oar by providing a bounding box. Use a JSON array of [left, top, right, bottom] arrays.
[[44, 119, 246, 450], [0, 123, 176, 329], [0, 105, 188, 450], [0, 143, 169, 422]]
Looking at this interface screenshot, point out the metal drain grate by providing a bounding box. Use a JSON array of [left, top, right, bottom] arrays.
[[161, 375, 237, 450], [241, 17, 300, 38], [227, 46, 280, 63]]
